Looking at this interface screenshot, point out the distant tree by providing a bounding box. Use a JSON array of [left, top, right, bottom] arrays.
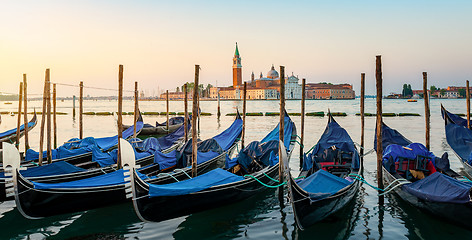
[[407, 84, 413, 96], [430, 85, 438, 94], [458, 89, 466, 97], [176, 87, 180, 93], [440, 89, 446, 96]]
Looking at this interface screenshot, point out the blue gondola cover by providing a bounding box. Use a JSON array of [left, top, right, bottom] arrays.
[[148, 168, 244, 197], [382, 143, 437, 167], [297, 170, 352, 200], [33, 169, 127, 189], [0, 121, 35, 138], [403, 172, 472, 204], [375, 123, 412, 152]]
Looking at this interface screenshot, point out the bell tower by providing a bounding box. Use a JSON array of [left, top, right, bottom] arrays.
[[232, 42, 242, 88]]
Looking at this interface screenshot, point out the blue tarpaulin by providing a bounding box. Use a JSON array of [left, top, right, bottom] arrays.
[[297, 170, 352, 200], [157, 123, 189, 151], [213, 118, 243, 151], [32, 169, 126, 189], [0, 121, 35, 138], [148, 168, 244, 197], [156, 117, 184, 127], [375, 122, 412, 152], [403, 172, 472, 204], [382, 143, 437, 167], [0, 161, 85, 178], [445, 121, 472, 165], [261, 115, 294, 150], [303, 117, 360, 171]]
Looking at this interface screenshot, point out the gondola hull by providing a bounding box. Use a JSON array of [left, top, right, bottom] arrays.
[[382, 167, 472, 230], [13, 144, 236, 218], [133, 161, 280, 222], [288, 171, 361, 229], [123, 123, 183, 136]]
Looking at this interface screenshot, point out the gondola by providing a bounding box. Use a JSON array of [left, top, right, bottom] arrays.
[[285, 112, 361, 230], [4, 113, 242, 218], [0, 111, 37, 146], [377, 119, 472, 230], [19, 113, 145, 168], [0, 121, 188, 202], [127, 112, 296, 222], [441, 105, 472, 177], [123, 116, 184, 137]]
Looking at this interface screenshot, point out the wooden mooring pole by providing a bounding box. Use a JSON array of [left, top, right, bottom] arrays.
[[299, 78, 306, 169], [79, 81, 83, 139], [166, 90, 170, 131], [184, 83, 188, 142], [133, 81, 138, 139], [46, 71, 52, 163], [16, 82, 23, 149], [217, 88, 221, 118], [38, 70, 48, 166], [278, 66, 286, 203], [360, 73, 365, 166], [117, 65, 124, 168], [23, 74, 29, 150], [423, 72, 430, 150], [467, 80, 470, 129], [192, 65, 200, 177], [242, 82, 247, 149], [53, 83, 57, 149], [375, 56, 384, 190]]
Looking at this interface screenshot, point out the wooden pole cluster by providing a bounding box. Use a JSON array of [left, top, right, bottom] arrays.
[[15, 82, 23, 149], [467, 80, 470, 129], [184, 83, 188, 142], [423, 72, 430, 150], [166, 90, 170, 131], [375, 56, 384, 190], [242, 82, 247, 149], [117, 65, 124, 168], [53, 84, 57, 149], [38, 69, 49, 166], [299, 78, 306, 169], [278, 66, 285, 202], [360, 73, 365, 166], [79, 81, 83, 139], [23, 74, 29, 150], [192, 65, 200, 178], [46, 70, 52, 163], [133, 81, 138, 139]]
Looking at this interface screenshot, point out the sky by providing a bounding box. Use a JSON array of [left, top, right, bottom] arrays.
[[1, 0, 471, 97]]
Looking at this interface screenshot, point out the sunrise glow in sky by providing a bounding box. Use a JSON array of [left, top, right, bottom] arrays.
[[1, 0, 471, 96]]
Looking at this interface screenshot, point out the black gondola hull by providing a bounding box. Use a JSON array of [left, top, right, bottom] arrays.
[[133, 164, 279, 222], [383, 167, 472, 229]]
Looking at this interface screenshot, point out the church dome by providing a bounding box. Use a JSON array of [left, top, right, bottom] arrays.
[[267, 65, 279, 79], [288, 73, 298, 82]]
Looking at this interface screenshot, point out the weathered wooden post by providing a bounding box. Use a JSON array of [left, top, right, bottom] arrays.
[[79, 81, 83, 139], [423, 72, 430, 150], [15, 82, 23, 149], [242, 82, 247, 149], [360, 73, 365, 166], [117, 65, 124, 168], [73, 95, 76, 117], [46, 71, 52, 163], [192, 65, 200, 177], [133, 81, 138, 139], [23, 74, 29, 150], [38, 70, 48, 166], [166, 90, 170, 131], [184, 83, 188, 142], [279, 66, 286, 202], [299, 78, 306, 169], [375, 56, 384, 190], [467, 80, 470, 129], [217, 88, 221, 118], [53, 83, 57, 149]]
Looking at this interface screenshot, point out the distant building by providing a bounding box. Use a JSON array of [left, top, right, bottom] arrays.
[[159, 91, 192, 100], [210, 43, 302, 100], [305, 83, 355, 99]]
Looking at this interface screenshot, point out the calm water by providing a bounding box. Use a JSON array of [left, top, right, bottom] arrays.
[[1, 98, 471, 239]]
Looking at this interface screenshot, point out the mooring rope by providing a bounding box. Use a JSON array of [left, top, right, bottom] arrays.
[[244, 174, 286, 188]]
